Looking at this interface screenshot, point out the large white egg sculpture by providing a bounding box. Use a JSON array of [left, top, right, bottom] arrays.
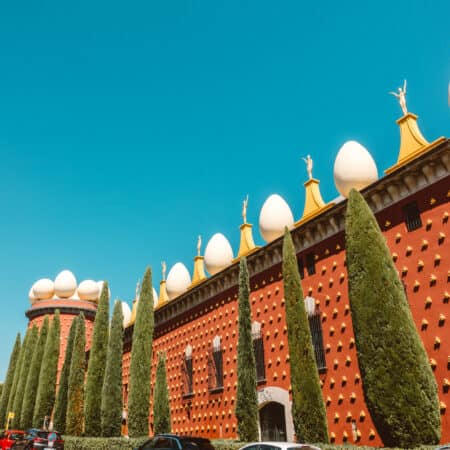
[[29, 287, 37, 303], [259, 194, 294, 242], [121, 302, 132, 328], [153, 287, 158, 307], [32, 278, 55, 300], [333, 140, 378, 197], [78, 280, 100, 301], [166, 262, 191, 300], [204, 233, 234, 275], [54, 270, 77, 298]]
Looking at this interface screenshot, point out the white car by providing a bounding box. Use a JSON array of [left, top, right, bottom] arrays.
[[239, 443, 321, 450]]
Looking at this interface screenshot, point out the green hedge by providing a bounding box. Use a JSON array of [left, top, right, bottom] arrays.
[[62, 438, 443, 450]]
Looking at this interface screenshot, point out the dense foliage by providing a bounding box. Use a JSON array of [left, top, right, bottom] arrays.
[[12, 325, 38, 428], [21, 317, 50, 429], [101, 301, 124, 437], [85, 282, 110, 436], [128, 267, 154, 437], [0, 333, 21, 426], [33, 310, 61, 428], [235, 257, 258, 442], [53, 317, 77, 433], [66, 314, 86, 436], [282, 228, 329, 443], [153, 352, 171, 434], [345, 189, 440, 447]]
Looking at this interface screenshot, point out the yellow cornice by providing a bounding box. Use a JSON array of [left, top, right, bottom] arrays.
[[190, 255, 206, 287], [385, 112, 445, 174], [156, 279, 169, 309], [237, 223, 259, 258], [295, 178, 334, 227]]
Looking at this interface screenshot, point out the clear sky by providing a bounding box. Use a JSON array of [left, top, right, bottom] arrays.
[[0, 1, 449, 377]]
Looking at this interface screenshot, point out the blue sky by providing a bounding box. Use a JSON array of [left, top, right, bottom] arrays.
[[0, 1, 449, 377]]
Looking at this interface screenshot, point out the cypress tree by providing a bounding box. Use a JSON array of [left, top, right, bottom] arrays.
[[282, 228, 329, 443], [128, 267, 154, 437], [53, 317, 77, 433], [21, 316, 50, 429], [0, 333, 21, 427], [153, 352, 171, 434], [85, 281, 110, 436], [12, 325, 38, 428], [235, 257, 259, 442], [66, 314, 86, 436], [101, 301, 124, 437], [6, 329, 31, 427], [33, 310, 61, 428], [345, 189, 440, 447]]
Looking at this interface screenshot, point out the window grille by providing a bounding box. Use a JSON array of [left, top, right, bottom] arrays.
[[403, 201, 422, 231], [208, 337, 224, 392], [308, 312, 327, 372], [306, 253, 316, 275], [182, 345, 194, 397], [297, 257, 305, 279], [252, 322, 266, 382]]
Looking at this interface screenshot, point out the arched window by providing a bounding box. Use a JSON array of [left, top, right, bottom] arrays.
[[182, 344, 194, 397], [304, 296, 326, 372], [252, 321, 266, 382], [208, 336, 223, 392]]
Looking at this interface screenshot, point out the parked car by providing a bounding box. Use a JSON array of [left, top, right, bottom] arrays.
[[0, 430, 27, 450], [22, 429, 64, 450], [136, 434, 215, 450], [239, 443, 321, 450]]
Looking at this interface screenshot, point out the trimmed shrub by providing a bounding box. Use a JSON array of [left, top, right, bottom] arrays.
[[85, 281, 110, 436], [282, 228, 329, 443], [12, 325, 38, 428], [53, 316, 77, 433], [66, 314, 86, 436], [33, 310, 61, 427], [0, 333, 21, 426], [128, 267, 154, 437], [21, 317, 49, 429], [153, 352, 171, 434], [101, 300, 124, 437], [345, 189, 440, 447], [235, 257, 259, 442], [63, 436, 148, 450]]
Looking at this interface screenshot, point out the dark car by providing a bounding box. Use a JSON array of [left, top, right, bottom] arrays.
[[0, 430, 27, 450], [136, 434, 215, 450], [22, 429, 64, 450]]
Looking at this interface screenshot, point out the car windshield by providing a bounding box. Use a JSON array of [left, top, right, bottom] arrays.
[[35, 431, 61, 440], [10, 432, 24, 439]]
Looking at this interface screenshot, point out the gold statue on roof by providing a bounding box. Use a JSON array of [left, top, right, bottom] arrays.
[[242, 195, 249, 224], [197, 235, 202, 256], [135, 279, 140, 301], [161, 261, 166, 281], [302, 154, 313, 180], [390, 80, 408, 115]]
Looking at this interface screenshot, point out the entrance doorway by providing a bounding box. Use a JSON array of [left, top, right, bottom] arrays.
[[259, 402, 287, 442]]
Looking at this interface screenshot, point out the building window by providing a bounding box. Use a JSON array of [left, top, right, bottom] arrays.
[[305, 296, 327, 372], [208, 336, 223, 392], [297, 256, 305, 279], [306, 253, 316, 275], [182, 345, 193, 397], [403, 201, 422, 231], [252, 322, 266, 382]]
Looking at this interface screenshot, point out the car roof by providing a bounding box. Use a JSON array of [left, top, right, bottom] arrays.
[[241, 443, 310, 447], [155, 434, 210, 442]]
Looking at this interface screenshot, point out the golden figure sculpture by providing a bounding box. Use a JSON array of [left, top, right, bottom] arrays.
[[242, 195, 249, 223], [390, 80, 408, 115], [302, 154, 313, 180]]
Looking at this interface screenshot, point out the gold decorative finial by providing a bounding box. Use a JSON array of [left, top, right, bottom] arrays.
[[191, 235, 207, 287], [389, 80, 408, 116], [242, 195, 249, 224], [161, 261, 166, 281], [302, 154, 313, 180], [135, 279, 140, 301], [296, 153, 334, 226]]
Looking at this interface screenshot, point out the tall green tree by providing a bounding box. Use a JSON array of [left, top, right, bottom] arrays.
[[0, 333, 21, 426], [101, 301, 124, 437], [153, 352, 171, 434], [128, 267, 154, 437], [21, 317, 50, 429], [235, 257, 259, 442], [33, 310, 61, 428], [53, 317, 77, 433], [66, 314, 86, 436], [345, 189, 440, 447], [6, 329, 31, 426], [85, 282, 110, 436], [12, 325, 38, 428], [282, 228, 329, 443]]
